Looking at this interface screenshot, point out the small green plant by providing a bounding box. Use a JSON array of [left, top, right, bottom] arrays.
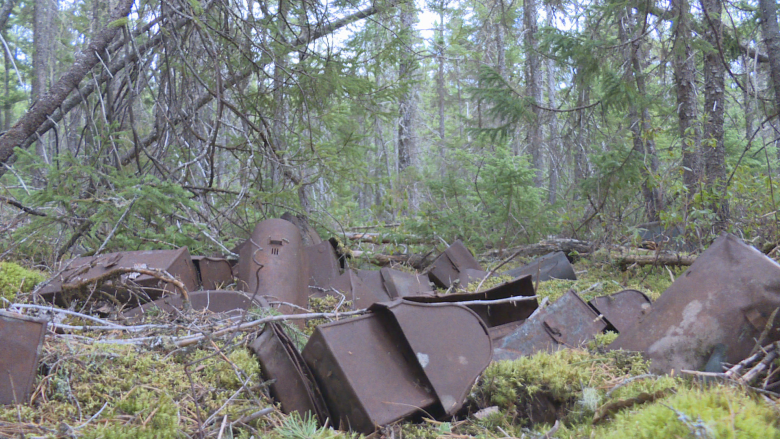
[[274, 412, 355, 439]]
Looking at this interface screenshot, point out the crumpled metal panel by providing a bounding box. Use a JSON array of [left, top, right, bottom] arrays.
[[609, 233, 780, 374], [375, 301, 492, 415], [122, 290, 268, 318], [331, 270, 391, 310], [0, 311, 47, 405], [250, 323, 330, 423], [39, 248, 199, 306], [305, 242, 341, 299], [380, 267, 434, 298], [405, 275, 538, 331], [457, 269, 492, 289], [302, 300, 493, 433], [355, 269, 390, 303], [503, 252, 577, 283], [589, 289, 651, 333], [428, 240, 482, 289], [238, 219, 308, 314], [192, 256, 235, 290], [494, 290, 606, 361]]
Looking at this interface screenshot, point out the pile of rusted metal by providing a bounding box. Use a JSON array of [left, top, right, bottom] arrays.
[[3, 218, 780, 433]]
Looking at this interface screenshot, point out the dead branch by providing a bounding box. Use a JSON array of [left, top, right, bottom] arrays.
[[480, 238, 593, 258], [0, 196, 46, 216], [351, 250, 437, 270], [61, 266, 190, 303], [618, 254, 696, 269]]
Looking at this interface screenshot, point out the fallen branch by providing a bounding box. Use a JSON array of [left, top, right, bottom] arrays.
[[62, 266, 190, 303], [618, 254, 696, 269], [480, 239, 593, 258], [0, 196, 47, 216], [352, 251, 437, 270]]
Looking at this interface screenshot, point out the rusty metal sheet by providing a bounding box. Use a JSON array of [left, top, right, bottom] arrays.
[[192, 256, 235, 290], [38, 247, 199, 306], [302, 299, 492, 433], [302, 311, 436, 433], [238, 219, 308, 315], [405, 275, 538, 330], [305, 242, 341, 299], [428, 240, 482, 289], [250, 323, 329, 423], [458, 269, 491, 289], [355, 269, 390, 301], [609, 233, 780, 374], [122, 290, 268, 318], [0, 311, 47, 405], [331, 270, 391, 310], [374, 301, 492, 415], [380, 267, 434, 298], [503, 252, 577, 283], [589, 289, 651, 333], [494, 290, 606, 361]]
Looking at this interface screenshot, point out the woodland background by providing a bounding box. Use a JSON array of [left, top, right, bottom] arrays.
[[1, 0, 780, 262]]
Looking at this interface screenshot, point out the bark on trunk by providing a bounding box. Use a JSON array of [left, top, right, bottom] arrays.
[[759, 0, 780, 117], [700, 0, 729, 230], [0, 0, 135, 175], [524, 0, 544, 187], [672, 0, 701, 192]]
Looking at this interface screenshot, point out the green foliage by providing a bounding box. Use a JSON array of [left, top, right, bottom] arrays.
[[273, 412, 359, 439], [0, 262, 46, 301]]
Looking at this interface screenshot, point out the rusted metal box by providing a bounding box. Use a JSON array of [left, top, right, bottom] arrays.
[[331, 270, 392, 310], [589, 289, 651, 333], [428, 240, 483, 289], [0, 311, 47, 405], [610, 233, 780, 374], [503, 251, 577, 283], [302, 300, 492, 433], [191, 256, 235, 290], [494, 290, 606, 361], [39, 247, 199, 306], [305, 241, 341, 298], [123, 290, 268, 318], [380, 267, 433, 298], [250, 323, 329, 423], [406, 275, 538, 332]]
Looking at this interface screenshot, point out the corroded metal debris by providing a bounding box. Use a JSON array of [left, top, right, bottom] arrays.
[[0, 311, 47, 405], [191, 256, 235, 290], [302, 300, 492, 433], [589, 289, 651, 333], [609, 233, 780, 374], [493, 290, 606, 361], [428, 240, 482, 289], [38, 247, 199, 306], [503, 251, 577, 283], [250, 323, 330, 423], [123, 290, 268, 318]]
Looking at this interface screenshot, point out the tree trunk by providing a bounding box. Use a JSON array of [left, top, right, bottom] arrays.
[[397, 1, 418, 212], [524, 0, 544, 187], [437, 0, 446, 177], [33, 0, 54, 166], [759, 0, 780, 118], [0, 0, 136, 175], [700, 0, 729, 230], [546, 3, 559, 205], [672, 0, 701, 193]]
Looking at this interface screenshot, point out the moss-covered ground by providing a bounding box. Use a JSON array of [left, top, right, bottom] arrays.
[[0, 253, 777, 438]]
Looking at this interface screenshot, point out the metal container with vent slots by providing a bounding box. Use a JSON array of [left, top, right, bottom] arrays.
[[238, 219, 309, 314]]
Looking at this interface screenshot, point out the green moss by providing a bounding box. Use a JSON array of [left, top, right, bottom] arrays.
[[591, 385, 780, 439], [462, 275, 514, 293], [0, 261, 46, 301], [588, 331, 620, 349]]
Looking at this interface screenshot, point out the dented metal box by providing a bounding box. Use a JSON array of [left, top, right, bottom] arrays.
[[494, 290, 606, 361], [428, 240, 482, 289], [609, 233, 780, 374], [250, 323, 329, 423], [302, 300, 492, 433], [38, 247, 199, 306], [123, 290, 268, 318], [0, 311, 47, 405], [192, 256, 235, 290], [589, 289, 651, 333], [503, 251, 577, 283]]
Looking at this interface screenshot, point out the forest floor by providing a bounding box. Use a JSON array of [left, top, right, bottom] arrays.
[[0, 251, 778, 439]]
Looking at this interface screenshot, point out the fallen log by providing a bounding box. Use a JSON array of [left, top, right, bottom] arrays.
[[351, 250, 436, 270], [481, 239, 593, 258], [618, 254, 696, 269], [344, 233, 429, 245]]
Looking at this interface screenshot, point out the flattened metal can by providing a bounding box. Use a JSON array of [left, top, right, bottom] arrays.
[[588, 289, 651, 333]]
